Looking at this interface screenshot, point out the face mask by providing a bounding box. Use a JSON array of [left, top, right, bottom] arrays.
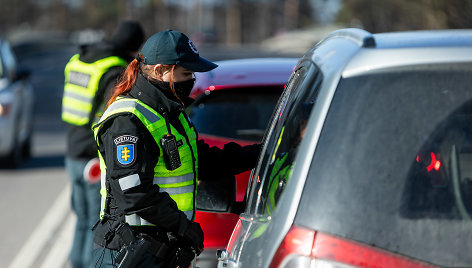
[[173, 78, 196, 99], [151, 78, 196, 100]]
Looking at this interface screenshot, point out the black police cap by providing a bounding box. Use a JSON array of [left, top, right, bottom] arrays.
[[141, 29, 217, 72]]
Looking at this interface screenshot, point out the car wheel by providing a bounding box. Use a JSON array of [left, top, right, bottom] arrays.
[[21, 135, 32, 159], [0, 129, 22, 169], [3, 141, 22, 169]]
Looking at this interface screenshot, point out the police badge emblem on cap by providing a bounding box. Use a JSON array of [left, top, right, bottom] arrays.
[[188, 39, 198, 54]]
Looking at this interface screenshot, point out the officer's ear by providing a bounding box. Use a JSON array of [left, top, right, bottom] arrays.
[[153, 64, 166, 79]]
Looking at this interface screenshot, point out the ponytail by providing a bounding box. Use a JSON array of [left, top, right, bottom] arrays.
[[107, 56, 141, 108], [107, 55, 185, 108]]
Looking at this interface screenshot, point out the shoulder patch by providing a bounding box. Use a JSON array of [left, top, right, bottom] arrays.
[[117, 144, 136, 166], [114, 135, 138, 167]]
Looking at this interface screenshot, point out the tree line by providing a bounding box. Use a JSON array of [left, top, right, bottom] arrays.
[[1, 0, 471, 45]]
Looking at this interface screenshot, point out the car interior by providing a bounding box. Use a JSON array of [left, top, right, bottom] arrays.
[[403, 98, 472, 220]]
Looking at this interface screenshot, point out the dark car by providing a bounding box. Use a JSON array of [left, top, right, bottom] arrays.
[[187, 57, 297, 259], [214, 29, 472, 268]]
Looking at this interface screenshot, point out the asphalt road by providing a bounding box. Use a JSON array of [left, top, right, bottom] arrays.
[[0, 42, 75, 268], [0, 38, 300, 268]]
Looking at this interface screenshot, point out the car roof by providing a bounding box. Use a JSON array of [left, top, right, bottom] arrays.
[[190, 57, 298, 98], [313, 29, 472, 78], [373, 29, 472, 48]]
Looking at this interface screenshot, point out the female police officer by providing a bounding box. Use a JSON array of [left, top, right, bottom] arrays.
[[91, 29, 260, 267]]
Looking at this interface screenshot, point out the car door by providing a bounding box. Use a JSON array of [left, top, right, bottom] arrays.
[[218, 59, 322, 268]]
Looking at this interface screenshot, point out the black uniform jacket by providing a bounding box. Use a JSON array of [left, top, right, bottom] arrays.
[[65, 41, 133, 160], [93, 74, 261, 249]]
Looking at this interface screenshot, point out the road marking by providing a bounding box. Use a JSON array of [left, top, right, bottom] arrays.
[[41, 212, 75, 268], [8, 185, 71, 268]]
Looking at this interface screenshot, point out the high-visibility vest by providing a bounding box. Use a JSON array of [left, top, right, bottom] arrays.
[[92, 97, 198, 226], [62, 54, 127, 126]]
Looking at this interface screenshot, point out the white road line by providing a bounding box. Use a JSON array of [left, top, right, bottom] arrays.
[[8, 185, 71, 268], [40, 211, 75, 268]]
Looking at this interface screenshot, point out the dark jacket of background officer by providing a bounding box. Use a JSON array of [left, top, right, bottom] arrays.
[[61, 21, 145, 268], [91, 29, 261, 268]]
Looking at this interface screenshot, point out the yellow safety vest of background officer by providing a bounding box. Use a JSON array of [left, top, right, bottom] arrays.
[[61, 21, 145, 268], [91, 29, 261, 268]]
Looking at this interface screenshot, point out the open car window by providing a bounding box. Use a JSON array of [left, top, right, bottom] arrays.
[[188, 86, 283, 142], [246, 61, 322, 216]]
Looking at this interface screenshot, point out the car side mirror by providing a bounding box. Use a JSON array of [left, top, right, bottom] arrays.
[[196, 175, 238, 213]]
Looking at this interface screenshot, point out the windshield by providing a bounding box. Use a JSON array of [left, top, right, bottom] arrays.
[[297, 63, 472, 267], [188, 87, 282, 141]]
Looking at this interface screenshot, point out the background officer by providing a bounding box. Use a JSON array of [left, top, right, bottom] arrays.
[[61, 21, 145, 268]]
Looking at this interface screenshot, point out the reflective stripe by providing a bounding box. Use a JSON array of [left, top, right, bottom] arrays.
[[153, 173, 194, 185], [100, 196, 105, 215], [126, 210, 193, 225], [137, 103, 161, 124], [101, 172, 106, 189], [119, 174, 141, 191], [100, 99, 160, 124], [159, 185, 194, 195], [183, 210, 194, 220], [62, 107, 89, 119], [125, 214, 153, 226], [99, 100, 135, 122], [63, 90, 93, 102]]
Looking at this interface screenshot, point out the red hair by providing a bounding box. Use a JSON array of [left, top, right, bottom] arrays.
[[107, 57, 140, 108], [107, 54, 183, 108]]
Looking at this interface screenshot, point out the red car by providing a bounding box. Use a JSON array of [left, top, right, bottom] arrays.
[[188, 57, 297, 255]]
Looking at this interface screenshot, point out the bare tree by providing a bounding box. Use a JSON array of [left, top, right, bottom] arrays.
[[226, 0, 242, 45], [337, 0, 472, 33]]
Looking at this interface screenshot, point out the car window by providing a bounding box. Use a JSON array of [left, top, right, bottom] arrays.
[[296, 63, 472, 267], [249, 61, 322, 216], [188, 87, 282, 141]]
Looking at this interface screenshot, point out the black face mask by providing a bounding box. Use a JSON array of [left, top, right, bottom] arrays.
[[151, 78, 196, 101]]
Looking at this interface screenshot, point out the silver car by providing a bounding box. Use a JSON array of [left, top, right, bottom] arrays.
[[210, 29, 472, 268], [0, 39, 34, 168]]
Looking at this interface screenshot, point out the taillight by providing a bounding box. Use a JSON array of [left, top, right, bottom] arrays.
[[270, 225, 438, 268]]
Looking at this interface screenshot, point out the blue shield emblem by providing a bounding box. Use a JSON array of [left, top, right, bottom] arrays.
[[117, 144, 135, 166]]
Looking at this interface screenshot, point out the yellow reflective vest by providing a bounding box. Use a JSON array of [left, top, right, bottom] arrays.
[[92, 97, 199, 226], [62, 54, 127, 126]]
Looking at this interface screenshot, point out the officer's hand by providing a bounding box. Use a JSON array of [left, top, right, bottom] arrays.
[[183, 221, 204, 255]]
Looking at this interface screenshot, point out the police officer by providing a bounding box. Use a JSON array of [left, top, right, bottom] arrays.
[[62, 21, 145, 268], [91, 29, 261, 267]]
